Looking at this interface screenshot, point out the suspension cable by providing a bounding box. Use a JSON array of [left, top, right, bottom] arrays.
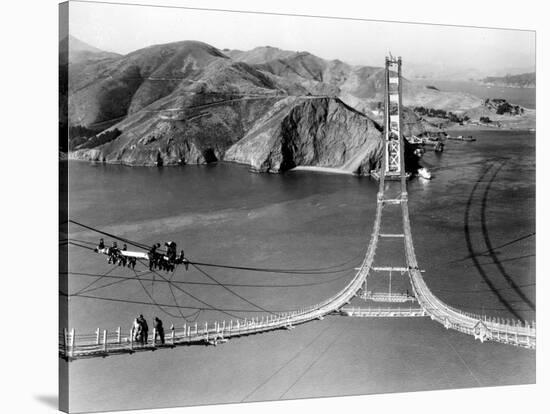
[[61, 291, 285, 313], [62, 270, 351, 288], [191, 263, 278, 316]]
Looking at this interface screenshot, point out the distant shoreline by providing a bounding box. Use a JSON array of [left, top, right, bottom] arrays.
[[290, 166, 356, 176], [440, 124, 535, 132], [478, 83, 535, 89], [62, 127, 536, 167]]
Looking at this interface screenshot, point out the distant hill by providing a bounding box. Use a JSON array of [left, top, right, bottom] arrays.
[[59, 36, 121, 151], [228, 48, 481, 111], [481, 72, 535, 88], [60, 35, 121, 64]]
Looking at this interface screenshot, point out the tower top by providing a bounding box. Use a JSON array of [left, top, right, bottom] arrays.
[[386, 54, 402, 65]]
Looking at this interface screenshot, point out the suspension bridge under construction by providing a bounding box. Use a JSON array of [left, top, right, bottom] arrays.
[[59, 56, 536, 361]]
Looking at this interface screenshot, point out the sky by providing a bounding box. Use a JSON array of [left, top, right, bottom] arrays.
[[68, 1, 535, 79]]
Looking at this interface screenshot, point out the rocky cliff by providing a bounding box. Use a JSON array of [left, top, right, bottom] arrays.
[[70, 91, 282, 166], [224, 97, 383, 174]]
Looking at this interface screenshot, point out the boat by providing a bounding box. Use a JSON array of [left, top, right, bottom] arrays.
[[418, 167, 432, 180]]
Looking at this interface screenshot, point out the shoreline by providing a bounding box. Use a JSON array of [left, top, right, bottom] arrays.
[[62, 128, 535, 172], [441, 124, 535, 132], [290, 166, 357, 176]]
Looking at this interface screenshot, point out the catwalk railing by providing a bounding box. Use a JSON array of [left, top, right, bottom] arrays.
[[340, 306, 427, 317]]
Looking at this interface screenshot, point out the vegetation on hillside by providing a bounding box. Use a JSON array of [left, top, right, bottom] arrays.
[[413, 106, 469, 124], [484, 98, 524, 115]]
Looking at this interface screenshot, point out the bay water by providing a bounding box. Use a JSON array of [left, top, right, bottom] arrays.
[[64, 130, 535, 412]]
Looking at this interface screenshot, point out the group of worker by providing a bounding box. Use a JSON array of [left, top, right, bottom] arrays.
[[132, 314, 165, 345], [95, 238, 188, 272], [97, 239, 137, 269], [148, 241, 188, 272]]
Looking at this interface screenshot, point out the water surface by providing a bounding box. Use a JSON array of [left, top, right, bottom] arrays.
[[64, 130, 535, 412], [416, 79, 536, 109]]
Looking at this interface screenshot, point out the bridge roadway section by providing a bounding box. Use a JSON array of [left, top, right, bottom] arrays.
[[60, 171, 535, 360]]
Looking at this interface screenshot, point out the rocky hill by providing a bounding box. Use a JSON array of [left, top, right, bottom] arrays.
[[67, 40, 287, 129]]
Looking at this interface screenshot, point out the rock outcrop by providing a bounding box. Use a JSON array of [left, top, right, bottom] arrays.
[[224, 97, 383, 174], [70, 92, 283, 166]]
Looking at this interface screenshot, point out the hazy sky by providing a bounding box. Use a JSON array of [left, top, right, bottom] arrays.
[[68, 1, 535, 78]]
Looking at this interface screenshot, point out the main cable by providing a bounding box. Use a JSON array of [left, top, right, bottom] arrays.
[[131, 268, 190, 319], [68, 219, 152, 250], [61, 291, 284, 313], [62, 270, 351, 288], [72, 264, 119, 296]]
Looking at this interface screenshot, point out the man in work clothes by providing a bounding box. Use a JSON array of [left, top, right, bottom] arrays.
[[132, 317, 142, 343], [154, 317, 165, 345], [138, 314, 149, 344]]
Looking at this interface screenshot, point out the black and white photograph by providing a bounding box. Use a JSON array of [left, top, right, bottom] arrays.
[[7, 0, 545, 413], [57, 1, 538, 412]]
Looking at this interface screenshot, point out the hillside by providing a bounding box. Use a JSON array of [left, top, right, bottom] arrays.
[[223, 46, 298, 64], [61, 35, 121, 64], [229, 49, 482, 111], [68, 40, 288, 129], [70, 90, 284, 166]]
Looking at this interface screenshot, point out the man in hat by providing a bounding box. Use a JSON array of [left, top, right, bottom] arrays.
[[153, 317, 165, 345], [137, 314, 148, 344]]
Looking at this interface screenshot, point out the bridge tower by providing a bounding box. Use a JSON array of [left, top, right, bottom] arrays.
[[381, 56, 406, 182], [362, 54, 412, 305]]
